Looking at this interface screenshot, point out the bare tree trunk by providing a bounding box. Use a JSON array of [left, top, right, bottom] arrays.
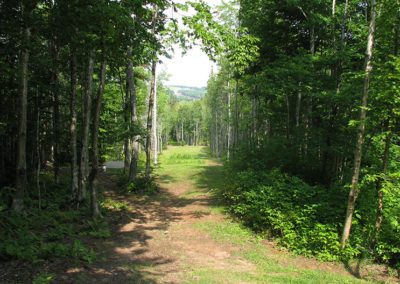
[[13, 16, 31, 213], [159, 124, 163, 154], [227, 85, 232, 161], [145, 5, 158, 181], [341, 0, 376, 248], [123, 86, 131, 174], [234, 82, 239, 150], [285, 93, 290, 141], [79, 50, 94, 206], [295, 92, 301, 127], [153, 65, 158, 166], [374, 124, 391, 243], [127, 48, 140, 182], [181, 122, 184, 143], [252, 96, 257, 140], [35, 91, 41, 210], [89, 58, 106, 218], [70, 47, 79, 202], [51, 44, 61, 185], [215, 113, 218, 156], [145, 60, 156, 181]]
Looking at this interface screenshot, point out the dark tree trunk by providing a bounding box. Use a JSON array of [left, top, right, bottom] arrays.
[[78, 50, 94, 206], [13, 12, 31, 213], [89, 59, 106, 218], [70, 47, 79, 202], [51, 44, 61, 185]]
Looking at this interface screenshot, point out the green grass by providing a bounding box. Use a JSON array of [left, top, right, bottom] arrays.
[[154, 146, 378, 283], [192, 220, 375, 283]]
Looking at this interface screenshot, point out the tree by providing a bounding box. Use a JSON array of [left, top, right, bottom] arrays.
[[13, 1, 34, 213], [341, 0, 377, 248]]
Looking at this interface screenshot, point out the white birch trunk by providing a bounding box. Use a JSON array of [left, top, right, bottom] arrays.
[[341, 0, 377, 247]]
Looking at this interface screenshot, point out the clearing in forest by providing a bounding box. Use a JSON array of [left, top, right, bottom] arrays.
[[34, 146, 391, 283]]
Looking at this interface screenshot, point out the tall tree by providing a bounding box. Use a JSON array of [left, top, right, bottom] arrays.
[[146, 59, 157, 181], [13, 1, 33, 212], [145, 5, 159, 181], [78, 50, 95, 206], [128, 47, 140, 182], [70, 47, 79, 202], [89, 56, 106, 218], [341, 0, 377, 248]]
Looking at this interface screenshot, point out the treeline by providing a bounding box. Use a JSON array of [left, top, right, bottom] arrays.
[[170, 85, 206, 101], [0, 0, 225, 265], [0, 0, 182, 217], [203, 0, 400, 270]]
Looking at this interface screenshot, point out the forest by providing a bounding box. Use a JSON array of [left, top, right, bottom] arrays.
[[1, 0, 400, 282], [169, 85, 206, 101]]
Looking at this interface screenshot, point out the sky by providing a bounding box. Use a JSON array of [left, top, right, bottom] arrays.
[[158, 0, 223, 88]]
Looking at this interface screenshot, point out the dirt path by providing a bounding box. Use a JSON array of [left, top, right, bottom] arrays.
[[50, 146, 395, 283]]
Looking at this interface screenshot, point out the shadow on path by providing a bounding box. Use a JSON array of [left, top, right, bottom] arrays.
[[49, 162, 225, 283]]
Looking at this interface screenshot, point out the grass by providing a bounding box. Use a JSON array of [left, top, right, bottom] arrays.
[[160, 146, 378, 283], [191, 220, 372, 283], [152, 146, 381, 283]]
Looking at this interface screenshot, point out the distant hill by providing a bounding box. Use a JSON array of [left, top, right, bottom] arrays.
[[169, 85, 206, 101]]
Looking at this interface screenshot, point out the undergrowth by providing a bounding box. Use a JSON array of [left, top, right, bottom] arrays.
[[0, 171, 114, 264], [220, 163, 400, 271], [118, 173, 159, 195]]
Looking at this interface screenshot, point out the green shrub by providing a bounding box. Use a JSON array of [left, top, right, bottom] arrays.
[[223, 168, 352, 261], [125, 175, 158, 195]]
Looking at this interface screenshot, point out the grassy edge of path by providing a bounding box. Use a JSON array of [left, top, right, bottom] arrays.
[[155, 146, 384, 283]]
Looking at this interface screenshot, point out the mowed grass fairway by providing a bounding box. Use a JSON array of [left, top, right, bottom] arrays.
[[151, 146, 374, 283]]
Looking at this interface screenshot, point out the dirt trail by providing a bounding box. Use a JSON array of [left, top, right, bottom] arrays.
[[94, 159, 253, 283], [49, 147, 395, 283]]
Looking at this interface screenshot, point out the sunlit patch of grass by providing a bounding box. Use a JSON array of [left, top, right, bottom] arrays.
[[192, 220, 371, 283], [181, 190, 205, 198], [101, 197, 129, 211]]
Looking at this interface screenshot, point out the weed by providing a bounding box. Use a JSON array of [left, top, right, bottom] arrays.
[[32, 272, 55, 284]]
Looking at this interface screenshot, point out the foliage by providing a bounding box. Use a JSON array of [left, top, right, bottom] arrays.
[[169, 85, 206, 101], [124, 174, 159, 195], [222, 168, 348, 261], [0, 173, 110, 263]]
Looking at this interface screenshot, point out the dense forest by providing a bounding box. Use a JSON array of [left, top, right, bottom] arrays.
[[1, 0, 400, 280]]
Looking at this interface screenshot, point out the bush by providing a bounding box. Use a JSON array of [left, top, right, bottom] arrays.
[[125, 175, 158, 195], [222, 168, 353, 261]]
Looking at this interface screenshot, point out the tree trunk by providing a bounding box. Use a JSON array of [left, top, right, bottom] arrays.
[[153, 64, 158, 166], [51, 44, 61, 185], [341, 0, 377, 248], [70, 47, 79, 202], [252, 96, 257, 140], [285, 93, 290, 141], [227, 84, 231, 161], [215, 113, 218, 156], [145, 60, 156, 181], [234, 82, 239, 150], [373, 124, 391, 243], [13, 16, 31, 213], [123, 84, 131, 175], [374, 13, 399, 243], [89, 58, 106, 218], [181, 122, 184, 143], [79, 50, 94, 206], [295, 92, 301, 127], [127, 47, 140, 182]]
